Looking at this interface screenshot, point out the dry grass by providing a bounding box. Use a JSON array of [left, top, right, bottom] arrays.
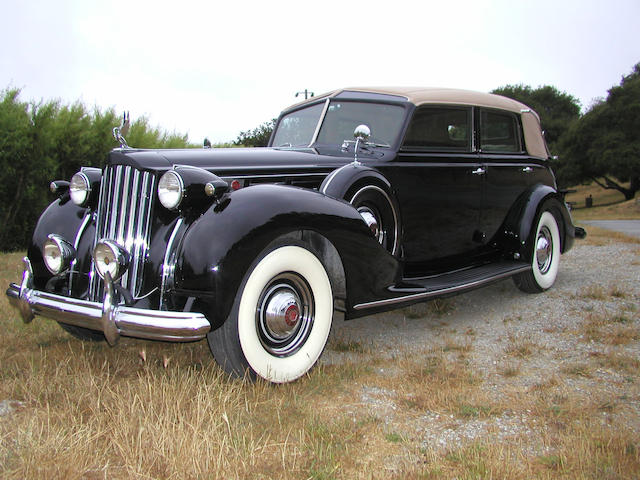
[[579, 225, 640, 246], [565, 181, 639, 220], [2, 243, 640, 479], [504, 333, 540, 358], [578, 308, 640, 346], [402, 298, 455, 319]]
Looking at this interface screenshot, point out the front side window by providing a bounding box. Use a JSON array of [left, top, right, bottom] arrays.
[[479, 110, 522, 153], [271, 102, 325, 147], [402, 107, 471, 151], [315, 101, 406, 147]]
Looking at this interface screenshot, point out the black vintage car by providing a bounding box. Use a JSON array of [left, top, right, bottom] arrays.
[[7, 87, 585, 383]]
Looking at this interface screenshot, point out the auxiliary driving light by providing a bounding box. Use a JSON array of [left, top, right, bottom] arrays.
[[43, 234, 76, 274], [93, 240, 130, 281]]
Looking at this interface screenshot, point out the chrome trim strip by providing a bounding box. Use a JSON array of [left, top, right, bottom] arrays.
[[353, 265, 531, 310], [309, 98, 330, 146], [125, 168, 140, 253], [222, 172, 329, 180], [320, 165, 350, 195], [68, 211, 92, 295], [160, 217, 184, 308], [6, 263, 210, 345]]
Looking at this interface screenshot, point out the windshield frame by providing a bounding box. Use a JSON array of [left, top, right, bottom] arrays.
[[270, 96, 411, 150]]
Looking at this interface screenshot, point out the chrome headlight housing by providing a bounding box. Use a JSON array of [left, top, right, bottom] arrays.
[[158, 166, 229, 212], [93, 240, 130, 282], [158, 170, 185, 210], [69, 172, 91, 206], [43, 234, 76, 274], [69, 168, 102, 207]]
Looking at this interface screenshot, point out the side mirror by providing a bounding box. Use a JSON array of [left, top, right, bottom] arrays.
[[353, 124, 371, 165], [353, 124, 371, 142]]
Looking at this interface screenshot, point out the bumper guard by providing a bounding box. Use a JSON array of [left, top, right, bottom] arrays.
[[6, 258, 210, 346]]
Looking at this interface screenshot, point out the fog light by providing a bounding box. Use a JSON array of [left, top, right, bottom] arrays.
[[93, 240, 130, 281], [43, 234, 76, 274]]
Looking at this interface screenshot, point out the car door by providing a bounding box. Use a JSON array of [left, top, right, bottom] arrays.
[[383, 106, 484, 276], [477, 108, 553, 243]]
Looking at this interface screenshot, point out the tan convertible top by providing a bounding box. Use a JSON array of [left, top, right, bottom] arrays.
[[285, 87, 549, 158]]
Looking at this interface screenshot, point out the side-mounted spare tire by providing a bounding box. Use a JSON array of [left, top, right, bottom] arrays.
[[207, 242, 334, 383], [321, 164, 400, 256]]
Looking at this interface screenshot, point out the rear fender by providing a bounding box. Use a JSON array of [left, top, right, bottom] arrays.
[[495, 184, 574, 261]]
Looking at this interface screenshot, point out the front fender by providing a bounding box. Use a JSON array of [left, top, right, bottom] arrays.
[[174, 184, 400, 328], [28, 198, 91, 290]]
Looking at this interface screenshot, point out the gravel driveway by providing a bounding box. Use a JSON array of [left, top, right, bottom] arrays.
[[323, 242, 640, 455], [581, 220, 640, 238]]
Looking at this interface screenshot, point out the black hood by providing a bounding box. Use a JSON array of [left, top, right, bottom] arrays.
[[107, 147, 353, 175]]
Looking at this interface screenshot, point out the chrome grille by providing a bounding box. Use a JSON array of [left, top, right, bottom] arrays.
[[89, 165, 156, 301]]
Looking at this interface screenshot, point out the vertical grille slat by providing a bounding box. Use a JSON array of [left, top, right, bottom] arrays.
[[89, 165, 156, 301]]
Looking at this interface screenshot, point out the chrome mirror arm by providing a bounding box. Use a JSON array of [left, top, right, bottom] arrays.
[[352, 124, 371, 165]]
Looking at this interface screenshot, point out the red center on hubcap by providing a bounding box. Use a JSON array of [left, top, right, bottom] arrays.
[[284, 304, 300, 327]]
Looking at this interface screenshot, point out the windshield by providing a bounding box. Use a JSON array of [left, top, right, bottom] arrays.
[[271, 100, 406, 148], [271, 102, 324, 147], [316, 101, 405, 147]]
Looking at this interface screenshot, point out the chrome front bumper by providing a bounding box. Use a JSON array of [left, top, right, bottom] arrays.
[[6, 258, 210, 346]]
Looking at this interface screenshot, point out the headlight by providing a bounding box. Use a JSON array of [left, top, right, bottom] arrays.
[[43, 234, 76, 274], [69, 172, 91, 206], [93, 240, 129, 281], [158, 171, 184, 210]]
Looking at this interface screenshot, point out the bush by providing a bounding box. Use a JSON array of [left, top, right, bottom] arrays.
[[0, 88, 192, 251]]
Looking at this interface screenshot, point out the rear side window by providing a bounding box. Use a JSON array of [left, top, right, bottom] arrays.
[[479, 110, 522, 153], [402, 107, 471, 151]]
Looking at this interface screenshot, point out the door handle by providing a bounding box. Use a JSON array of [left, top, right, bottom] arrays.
[[471, 167, 485, 175]]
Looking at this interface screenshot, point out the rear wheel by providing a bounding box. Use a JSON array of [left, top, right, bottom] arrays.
[[207, 244, 334, 383], [513, 210, 561, 293]]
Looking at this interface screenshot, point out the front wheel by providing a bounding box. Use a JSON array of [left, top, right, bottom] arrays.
[[207, 244, 334, 383], [513, 210, 561, 293]]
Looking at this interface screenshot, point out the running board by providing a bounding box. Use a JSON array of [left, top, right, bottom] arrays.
[[353, 261, 530, 311]]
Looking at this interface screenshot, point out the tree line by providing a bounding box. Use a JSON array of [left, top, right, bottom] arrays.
[[1, 62, 638, 250], [0, 89, 192, 250], [491, 63, 639, 201]]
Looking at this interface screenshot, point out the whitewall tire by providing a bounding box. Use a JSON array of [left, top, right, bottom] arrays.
[[208, 244, 334, 383], [514, 210, 561, 293]]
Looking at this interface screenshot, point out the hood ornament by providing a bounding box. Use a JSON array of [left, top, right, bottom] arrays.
[[112, 111, 131, 149]]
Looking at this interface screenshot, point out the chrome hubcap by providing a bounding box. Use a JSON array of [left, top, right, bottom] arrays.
[[257, 273, 314, 357], [357, 206, 384, 245], [536, 226, 553, 273], [264, 289, 301, 339]]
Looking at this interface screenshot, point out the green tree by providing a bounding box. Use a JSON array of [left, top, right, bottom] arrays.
[[0, 88, 194, 250], [0, 90, 59, 250], [491, 84, 581, 154], [557, 63, 640, 199], [234, 119, 276, 147]]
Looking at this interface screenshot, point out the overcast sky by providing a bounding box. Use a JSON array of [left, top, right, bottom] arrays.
[[2, 0, 639, 144]]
